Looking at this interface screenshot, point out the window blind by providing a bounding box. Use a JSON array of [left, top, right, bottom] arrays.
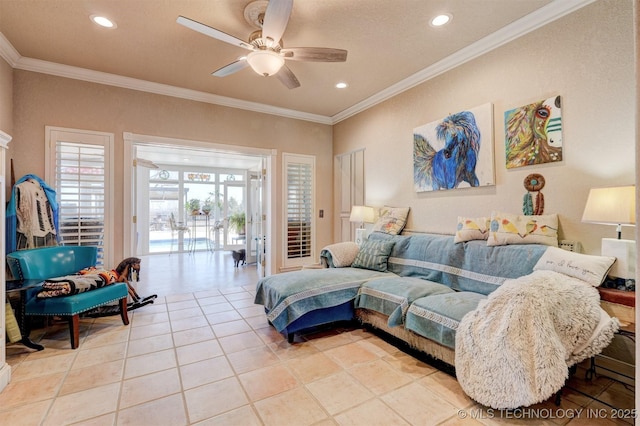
[[283, 153, 315, 267], [55, 141, 107, 266]]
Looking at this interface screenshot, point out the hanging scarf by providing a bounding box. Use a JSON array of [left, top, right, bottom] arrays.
[[6, 174, 60, 254]]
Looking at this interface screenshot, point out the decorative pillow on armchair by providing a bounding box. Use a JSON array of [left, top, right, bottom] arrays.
[[371, 207, 410, 235], [352, 240, 396, 272], [487, 211, 558, 247], [454, 216, 491, 243]]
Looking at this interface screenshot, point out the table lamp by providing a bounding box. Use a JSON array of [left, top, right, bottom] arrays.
[[582, 185, 636, 279], [350, 205, 375, 245]]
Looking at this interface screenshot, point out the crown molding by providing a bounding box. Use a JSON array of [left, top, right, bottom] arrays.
[[0, 0, 595, 126], [331, 0, 597, 123], [11, 56, 333, 125], [0, 32, 19, 67], [0, 130, 12, 149]]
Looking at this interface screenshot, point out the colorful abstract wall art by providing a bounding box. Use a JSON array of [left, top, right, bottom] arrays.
[[504, 95, 563, 169], [413, 103, 494, 192]]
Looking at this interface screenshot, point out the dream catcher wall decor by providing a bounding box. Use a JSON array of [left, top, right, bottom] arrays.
[[523, 173, 545, 215]]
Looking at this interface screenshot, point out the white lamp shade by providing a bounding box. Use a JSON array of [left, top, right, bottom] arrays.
[[349, 205, 375, 224], [581, 185, 636, 226], [246, 50, 285, 76]]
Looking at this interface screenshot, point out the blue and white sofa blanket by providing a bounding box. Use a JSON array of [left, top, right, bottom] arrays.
[[369, 232, 549, 295], [254, 267, 392, 333]]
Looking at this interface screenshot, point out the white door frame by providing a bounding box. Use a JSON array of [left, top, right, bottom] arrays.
[[123, 132, 276, 276]]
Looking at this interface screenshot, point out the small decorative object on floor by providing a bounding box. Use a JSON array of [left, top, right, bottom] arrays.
[[232, 249, 246, 267], [522, 173, 545, 215], [85, 257, 157, 317]]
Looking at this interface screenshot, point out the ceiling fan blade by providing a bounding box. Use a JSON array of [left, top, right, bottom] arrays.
[[281, 47, 348, 62], [212, 59, 249, 77], [177, 16, 253, 51], [275, 65, 300, 89], [262, 0, 293, 44]]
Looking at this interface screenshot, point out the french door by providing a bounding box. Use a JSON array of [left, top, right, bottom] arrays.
[[124, 133, 274, 275]]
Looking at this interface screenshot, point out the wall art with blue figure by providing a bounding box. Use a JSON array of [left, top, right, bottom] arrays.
[[413, 103, 494, 192]]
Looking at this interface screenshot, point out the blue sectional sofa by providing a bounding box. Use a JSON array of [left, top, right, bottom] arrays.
[[255, 232, 547, 351], [255, 231, 620, 408], [353, 232, 550, 365]]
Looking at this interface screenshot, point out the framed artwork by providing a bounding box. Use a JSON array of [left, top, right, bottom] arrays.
[[504, 95, 562, 169], [413, 103, 494, 192]]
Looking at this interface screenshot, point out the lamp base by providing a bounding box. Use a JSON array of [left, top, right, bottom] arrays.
[[355, 228, 369, 246], [602, 238, 636, 280]]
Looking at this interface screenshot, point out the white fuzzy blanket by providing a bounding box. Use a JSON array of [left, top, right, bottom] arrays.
[[455, 270, 619, 409], [321, 242, 360, 267]]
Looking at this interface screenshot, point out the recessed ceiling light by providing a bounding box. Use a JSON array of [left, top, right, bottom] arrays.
[[430, 14, 452, 27], [90, 15, 116, 28], [335, 82, 348, 89]]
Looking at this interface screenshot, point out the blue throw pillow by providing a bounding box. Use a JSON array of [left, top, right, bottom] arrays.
[[352, 240, 396, 272]]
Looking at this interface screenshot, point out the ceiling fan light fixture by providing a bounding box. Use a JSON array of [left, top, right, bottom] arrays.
[[247, 50, 285, 76]]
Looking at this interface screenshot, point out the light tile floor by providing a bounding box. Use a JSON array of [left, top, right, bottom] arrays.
[[3, 251, 635, 425]]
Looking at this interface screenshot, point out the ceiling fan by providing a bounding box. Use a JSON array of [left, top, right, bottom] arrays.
[[176, 0, 347, 89]]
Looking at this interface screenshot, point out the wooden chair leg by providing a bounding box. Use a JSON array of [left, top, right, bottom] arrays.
[[119, 298, 130, 325], [68, 314, 80, 349]]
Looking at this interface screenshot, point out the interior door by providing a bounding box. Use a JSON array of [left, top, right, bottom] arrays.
[[132, 155, 160, 256], [223, 181, 246, 251], [247, 171, 262, 266], [255, 161, 268, 277]]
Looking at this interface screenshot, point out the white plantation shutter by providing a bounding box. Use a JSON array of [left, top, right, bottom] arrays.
[[46, 127, 113, 267], [283, 153, 315, 268]]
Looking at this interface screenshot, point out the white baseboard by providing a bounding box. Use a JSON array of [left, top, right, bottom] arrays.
[[0, 362, 12, 393]]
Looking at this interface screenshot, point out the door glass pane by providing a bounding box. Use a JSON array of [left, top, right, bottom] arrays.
[[225, 183, 245, 247], [184, 172, 216, 252], [148, 169, 180, 253]]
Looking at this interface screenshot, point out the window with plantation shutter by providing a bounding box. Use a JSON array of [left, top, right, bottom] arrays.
[[46, 127, 114, 267], [282, 153, 315, 269]]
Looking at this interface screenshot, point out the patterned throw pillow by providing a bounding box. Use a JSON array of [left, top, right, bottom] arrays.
[[454, 216, 491, 243], [352, 240, 396, 272], [371, 207, 410, 235], [487, 211, 558, 247]]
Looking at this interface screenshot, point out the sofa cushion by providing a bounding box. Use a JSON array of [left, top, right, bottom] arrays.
[[355, 277, 455, 327], [487, 211, 558, 247], [533, 246, 615, 287], [371, 206, 410, 235], [404, 292, 486, 349], [454, 216, 491, 243], [352, 239, 395, 272]]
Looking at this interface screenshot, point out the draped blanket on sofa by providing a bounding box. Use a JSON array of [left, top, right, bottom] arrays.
[[255, 268, 391, 332], [455, 270, 619, 409]]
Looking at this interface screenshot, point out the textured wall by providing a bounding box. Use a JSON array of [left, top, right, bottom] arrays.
[[333, 0, 635, 255], [10, 72, 334, 266]]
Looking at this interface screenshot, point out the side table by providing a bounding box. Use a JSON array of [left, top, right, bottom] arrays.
[[586, 288, 636, 385], [6, 279, 45, 351]]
